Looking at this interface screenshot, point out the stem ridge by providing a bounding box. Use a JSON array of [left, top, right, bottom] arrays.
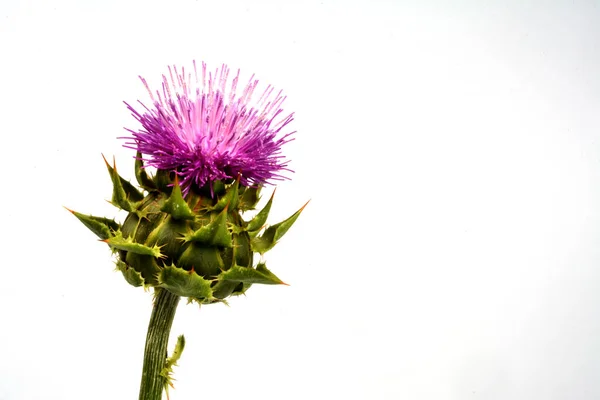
[[139, 288, 180, 400]]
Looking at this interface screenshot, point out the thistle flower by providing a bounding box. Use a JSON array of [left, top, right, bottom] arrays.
[[122, 61, 295, 194], [68, 61, 306, 400]]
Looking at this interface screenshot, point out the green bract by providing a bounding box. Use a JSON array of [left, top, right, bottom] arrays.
[[69, 154, 306, 304]]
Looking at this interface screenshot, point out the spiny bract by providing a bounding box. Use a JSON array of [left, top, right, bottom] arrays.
[[69, 154, 305, 304]]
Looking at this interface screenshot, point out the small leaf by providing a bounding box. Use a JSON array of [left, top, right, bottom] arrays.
[[233, 233, 251, 267], [66, 208, 120, 240], [158, 265, 213, 300], [135, 152, 156, 191], [164, 334, 185, 371], [103, 231, 164, 258], [125, 252, 160, 286], [103, 155, 143, 211], [220, 263, 287, 285], [239, 186, 261, 211], [210, 280, 240, 299], [184, 207, 232, 247], [212, 177, 239, 212], [246, 190, 274, 232], [251, 200, 309, 254], [230, 282, 251, 297], [162, 334, 185, 394], [154, 169, 174, 194], [161, 177, 195, 220], [177, 243, 224, 277], [115, 259, 145, 287]]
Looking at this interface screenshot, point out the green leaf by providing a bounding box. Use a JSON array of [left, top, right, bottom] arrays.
[[220, 263, 286, 285], [210, 280, 240, 299], [251, 200, 309, 254], [230, 282, 252, 296], [177, 243, 223, 277], [239, 186, 261, 211], [183, 207, 232, 247], [125, 252, 160, 286], [103, 155, 143, 211], [66, 208, 120, 240], [115, 259, 145, 287], [158, 265, 213, 300], [103, 231, 164, 258], [246, 190, 274, 232], [233, 233, 251, 267], [212, 177, 239, 212], [134, 152, 156, 191], [162, 334, 185, 394], [161, 178, 195, 220], [154, 169, 174, 194], [164, 334, 185, 371]]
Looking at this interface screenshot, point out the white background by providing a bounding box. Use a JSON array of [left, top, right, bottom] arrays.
[[1, 0, 600, 399]]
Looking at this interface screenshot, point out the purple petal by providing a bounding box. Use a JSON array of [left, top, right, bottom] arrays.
[[121, 61, 294, 194]]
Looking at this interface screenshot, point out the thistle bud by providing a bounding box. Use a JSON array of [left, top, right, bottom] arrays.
[[69, 61, 305, 304]]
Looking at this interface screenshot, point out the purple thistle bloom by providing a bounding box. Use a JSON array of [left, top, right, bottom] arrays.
[[123, 61, 294, 194]]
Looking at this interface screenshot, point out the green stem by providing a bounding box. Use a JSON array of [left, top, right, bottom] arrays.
[[139, 288, 180, 400]]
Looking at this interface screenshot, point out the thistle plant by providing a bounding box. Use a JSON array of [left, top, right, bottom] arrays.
[[67, 61, 305, 400]]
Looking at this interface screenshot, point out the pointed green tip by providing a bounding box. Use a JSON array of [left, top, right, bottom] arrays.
[[246, 189, 276, 232], [184, 205, 232, 247], [103, 154, 144, 210], [104, 231, 165, 258], [161, 176, 195, 220], [219, 263, 287, 286], [134, 151, 156, 190], [212, 176, 240, 211], [101, 153, 115, 170], [67, 208, 121, 240], [250, 199, 308, 254]]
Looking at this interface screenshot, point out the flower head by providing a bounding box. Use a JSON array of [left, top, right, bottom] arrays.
[[123, 61, 294, 194]]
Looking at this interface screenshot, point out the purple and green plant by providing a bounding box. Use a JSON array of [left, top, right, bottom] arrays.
[[67, 61, 306, 400]]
